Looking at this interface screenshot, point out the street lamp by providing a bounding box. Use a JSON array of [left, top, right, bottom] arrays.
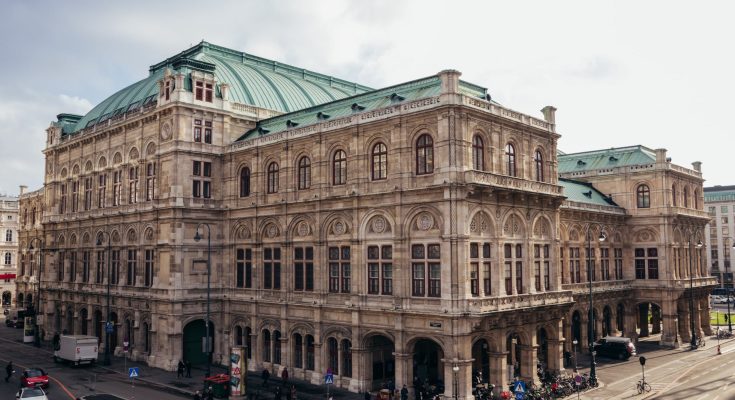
[[194, 223, 212, 378], [586, 226, 605, 383], [688, 237, 703, 349], [572, 339, 578, 371], [452, 364, 460, 400], [96, 232, 113, 366], [25, 237, 43, 348]]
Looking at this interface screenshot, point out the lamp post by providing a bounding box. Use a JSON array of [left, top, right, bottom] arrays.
[[96, 232, 112, 366], [572, 339, 578, 371], [194, 223, 212, 378], [586, 226, 606, 383], [452, 364, 459, 400], [688, 236, 703, 349], [26, 237, 43, 348]]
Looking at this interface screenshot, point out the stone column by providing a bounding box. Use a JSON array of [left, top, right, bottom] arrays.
[[661, 300, 680, 348], [651, 305, 662, 334], [546, 338, 564, 373], [624, 306, 639, 341], [678, 303, 692, 343], [700, 297, 713, 336], [442, 359, 474, 400], [488, 351, 508, 397], [639, 303, 650, 337], [310, 343, 323, 385], [519, 344, 539, 385], [394, 352, 411, 394]]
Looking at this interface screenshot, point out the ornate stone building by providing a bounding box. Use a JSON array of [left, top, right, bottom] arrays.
[[704, 185, 735, 288], [17, 42, 714, 398], [0, 193, 19, 307]]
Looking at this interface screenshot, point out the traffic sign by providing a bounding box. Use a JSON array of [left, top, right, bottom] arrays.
[[574, 374, 582, 386], [105, 321, 114, 334], [325, 373, 334, 385], [129, 367, 140, 378], [513, 380, 526, 399], [639, 356, 646, 366]]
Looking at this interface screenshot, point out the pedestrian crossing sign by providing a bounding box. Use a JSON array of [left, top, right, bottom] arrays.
[[513, 380, 526, 393], [325, 373, 334, 384], [129, 367, 140, 378]]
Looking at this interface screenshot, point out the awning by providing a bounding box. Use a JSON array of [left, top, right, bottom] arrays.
[[0, 274, 17, 280]]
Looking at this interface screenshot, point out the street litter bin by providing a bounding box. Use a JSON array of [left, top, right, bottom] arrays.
[[204, 373, 231, 398]]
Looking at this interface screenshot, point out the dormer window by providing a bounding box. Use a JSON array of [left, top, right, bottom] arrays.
[[195, 81, 213, 102], [164, 81, 171, 101]]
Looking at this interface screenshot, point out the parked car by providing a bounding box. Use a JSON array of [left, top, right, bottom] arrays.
[[15, 387, 48, 399], [593, 336, 637, 360], [20, 368, 49, 389], [714, 296, 732, 304]]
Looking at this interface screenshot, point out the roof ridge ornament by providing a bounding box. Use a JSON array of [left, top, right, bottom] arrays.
[[389, 93, 405, 103], [351, 103, 365, 112], [317, 112, 330, 120], [286, 120, 299, 128]]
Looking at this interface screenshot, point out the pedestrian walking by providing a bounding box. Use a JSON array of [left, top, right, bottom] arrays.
[[185, 359, 192, 378], [205, 385, 214, 400], [5, 361, 13, 382], [275, 385, 282, 400], [401, 385, 409, 400], [281, 366, 289, 386], [193, 390, 202, 400], [177, 360, 185, 378], [365, 391, 371, 400], [290, 384, 296, 400], [262, 368, 271, 387]]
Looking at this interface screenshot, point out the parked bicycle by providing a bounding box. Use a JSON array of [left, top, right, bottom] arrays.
[[696, 336, 706, 347], [636, 379, 651, 394], [717, 329, 733, 339]]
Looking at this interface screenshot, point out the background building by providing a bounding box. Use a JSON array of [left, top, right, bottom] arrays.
[[17, 42, 716, 398], [704, 185, 735, 289], [0, 193, 19, 307]]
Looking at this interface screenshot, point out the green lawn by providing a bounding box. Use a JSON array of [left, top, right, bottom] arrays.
[[711, 311, 735, 326]]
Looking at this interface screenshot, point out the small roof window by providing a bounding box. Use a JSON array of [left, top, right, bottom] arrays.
[[317, 112, 330, 120], [351, 103, 365, 112], [286, 120, 299, 128]]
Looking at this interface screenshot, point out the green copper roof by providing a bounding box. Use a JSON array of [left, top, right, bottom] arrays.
[[558, 145, 656, 174], [67, 42, 373, 134], [559, 178, 619, 207]]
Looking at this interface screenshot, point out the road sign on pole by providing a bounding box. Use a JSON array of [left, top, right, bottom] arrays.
[[513, 380, 526, 400], [105, 321, 114, 334], [129, 367, 139, 378]]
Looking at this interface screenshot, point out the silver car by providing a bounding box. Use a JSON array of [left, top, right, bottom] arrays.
[[15, 387, 48, 400]]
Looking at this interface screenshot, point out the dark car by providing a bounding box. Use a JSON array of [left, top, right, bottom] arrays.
[[593, 336, 637, 360], [20, 368, 49, 389]]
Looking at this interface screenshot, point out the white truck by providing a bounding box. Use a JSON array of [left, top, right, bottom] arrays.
[[53, 335, 99, 365]]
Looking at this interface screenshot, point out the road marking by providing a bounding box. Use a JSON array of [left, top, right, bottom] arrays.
[[0, 355, 77, 399]]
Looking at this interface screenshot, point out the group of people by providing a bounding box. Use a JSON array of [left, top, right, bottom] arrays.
[[192, 385, 215, 400], [178, 359, 193, 378], [258, 366, 296, 400]]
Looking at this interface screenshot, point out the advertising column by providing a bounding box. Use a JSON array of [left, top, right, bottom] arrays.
[[230, 346, 247, 399]]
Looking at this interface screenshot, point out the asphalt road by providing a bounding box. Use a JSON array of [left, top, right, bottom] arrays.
[[0, 326, 188, 400]]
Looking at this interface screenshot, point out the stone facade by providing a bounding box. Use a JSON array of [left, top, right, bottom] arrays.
[[704, 186, 735, 288], [16, 43, 715, 399], [0, 194, 19, 307]]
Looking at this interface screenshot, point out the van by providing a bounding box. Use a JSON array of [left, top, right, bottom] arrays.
[[5, 309, 26, 328], [593, 336, 637, 360]]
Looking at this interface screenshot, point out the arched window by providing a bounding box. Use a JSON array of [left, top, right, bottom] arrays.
[[31, 208, 36, 225], [534, 150, 544, 182], [305, 334, 315, 370], [5, 230, 11, 242], [472, 135, 484, 170], [273, 330, 282, 364], [245, 327, 252, 359], [143, 322, 150, 353], [371, 143, 387, 180], [672, 184, 677, 207], [505, 143, 517, 177], [694, 189, 700, 209], [293, 333, 303, 369], [341, 339, 352, 377], [298, 157, 311, 190], [416, 134, 434, 175], [637, 184, 651, 208], [683, 187, 689, 208], [235, 326, 243, 346], [239, 167, 251, 197], [3, 253, 10, 265], [333, 150, 346, 185], [327, 337, 338, 373], [267, 163, 279, 194], [262, 330, 271, 362]]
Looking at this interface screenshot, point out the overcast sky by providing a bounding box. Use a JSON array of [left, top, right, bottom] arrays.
[[1, 0, 733, 196]]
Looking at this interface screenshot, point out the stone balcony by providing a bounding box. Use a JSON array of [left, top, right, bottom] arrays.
[[466, 291, 573, 314], [464, 170, 564, 197], [562, 279, 634, 295]]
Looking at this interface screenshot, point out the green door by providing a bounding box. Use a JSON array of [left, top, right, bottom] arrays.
[[184, 320, 215, 366]]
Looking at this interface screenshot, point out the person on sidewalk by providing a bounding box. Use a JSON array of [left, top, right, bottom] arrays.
[[401, 385, 409, 400], [262, 368, 271, 387], [185, 359, 192, 378], [274, 385, 282, 400], [281, 366, 289, 386], [193, 390, 202, 400], [364, 391, 371, 400], [289, 384, 296, 400], [4, 361, 13, 382], [205, 385, 214, 400], [177, 360, 185, 378]]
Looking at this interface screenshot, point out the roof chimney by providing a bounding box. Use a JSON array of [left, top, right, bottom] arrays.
[[655, 148, 667, 163], [692, 161, 702, 172], [541, 106, 556, 125], [19, 185, 27, 196], [438, 69, 461, 95]]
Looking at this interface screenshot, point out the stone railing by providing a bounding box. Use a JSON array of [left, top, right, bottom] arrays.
[[670, 207, 710, 219], [231, 102, 282, 120], [562, 200, 626, 215], [465, 170, 564, 196], [562, 280, 634, 294], [462, 97, 554, 132], [467, 291, 573, 314], [667, 163, 702, 178]]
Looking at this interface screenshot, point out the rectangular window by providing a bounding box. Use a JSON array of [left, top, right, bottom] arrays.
[[470, 260, 479, 296], [586, 248, 596, 281], [144, 249, 154, 287], [294, 247, 314, 291], [411, 244, 441, 297], [96, 251, 104, 284], [195, 82, 203, 101], [600, 248, 610, 281], [84, 177, 93, 211], [470, 242, 492, 296], [82, 251, 90, 283], [560, 247, 565, 284], [647, 248, 659, 279], [193, 180, 201, 198], [97, 174, 107, 208], [59, 183, 67, 214], [193, 161, 201, 176], [504, 244, 523, 294], [203, 181, 211, 198], [69, 252, 76, 282], [634, 248, 646, 279], [328, 246, 351, 293], [127, 249, 137, 286], [569, 247, 581, 283], [236, 249, 253, 288], [57, 251, 65, 282], [367, 245, 393, 295], [113, 170, 122, 206], [145, 163, 156, 201], [614, 248, 623, 280], [194, 119, 202, 142], [71, 181, 79, 212], [203, 162, 211, 177], [533, 244, 549, 291], [205, 83, 213, 102], [128, 166, 139, 204], [263, 247, 281, 290], [723, 206, 730, 213], [204, 121, 212, 144], [111, 250, 120, 285]]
